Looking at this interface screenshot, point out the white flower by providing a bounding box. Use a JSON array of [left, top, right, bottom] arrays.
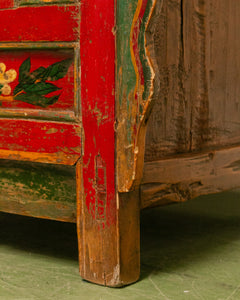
[[0, 63, 17, 96]]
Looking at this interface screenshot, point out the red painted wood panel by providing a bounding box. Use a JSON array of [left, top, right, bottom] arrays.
[[0, 49, 75, 110], [0, 119, 81, 165], [0, 6, 80, 42], [80, 0, 115, 226], [0, 0, 14, 9]]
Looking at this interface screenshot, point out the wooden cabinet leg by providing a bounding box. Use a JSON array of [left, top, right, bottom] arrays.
[[77, 162, 140, 287], [117, 190, 141, 285]]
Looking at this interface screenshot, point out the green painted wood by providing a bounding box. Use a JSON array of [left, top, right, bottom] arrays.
[[0, 160, 76, 203], [116, 1, 137, 110], [0, 160, 76, 221], [116, 0, 154, 121], [116, 0, 156, 191]]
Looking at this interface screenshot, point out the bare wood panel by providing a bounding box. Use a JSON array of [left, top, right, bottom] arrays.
[[141, 146, 240, 209], [145, 0, 240, 161]]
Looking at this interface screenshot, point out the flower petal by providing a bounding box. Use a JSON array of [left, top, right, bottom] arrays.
[[0, 63, 6, 74], [1, 84, 11, 95], [5, 69, 17, 83]]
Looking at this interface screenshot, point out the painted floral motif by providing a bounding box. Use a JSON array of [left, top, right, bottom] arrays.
[[0, 63, 17, 96], [0, 57, 73, 107]]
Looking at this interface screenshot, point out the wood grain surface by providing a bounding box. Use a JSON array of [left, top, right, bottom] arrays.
[[145, 0, 240, 161], [142, 146, 240, 208]]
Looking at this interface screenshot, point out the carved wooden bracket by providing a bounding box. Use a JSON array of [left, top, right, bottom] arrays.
[[116, 0, 157, 192]]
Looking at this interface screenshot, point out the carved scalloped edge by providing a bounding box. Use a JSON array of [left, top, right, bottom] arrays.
[[130, 0, 157, 116], [119, 0, 157, 192]]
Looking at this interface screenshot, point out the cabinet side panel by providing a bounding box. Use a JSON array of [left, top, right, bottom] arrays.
[[145, 0, 240, 161]]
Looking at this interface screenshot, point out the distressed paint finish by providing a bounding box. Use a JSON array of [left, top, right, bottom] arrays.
[[0, 0, 186, 288], [0, 6, 80, 42], [0, 0, 157, 288], [76, 0, 157, 286], [0, 160, 76, 222], [116, 0, 156, 192], [0, 119, 81, 165], [0, 3, 81, 167], [79, 0, 115, 226], [78, 0, 118, 286], [0, 0, 238, 289]]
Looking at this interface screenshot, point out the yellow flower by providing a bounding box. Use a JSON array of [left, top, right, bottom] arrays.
[[0, 63, 17, 96]]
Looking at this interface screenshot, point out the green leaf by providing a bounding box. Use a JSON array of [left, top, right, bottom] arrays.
[[30, 66, 47, 80], [17, 66, 48, 87], [23, 82, 61, 96], [42, 58, 73, 81], [13, 84, 23, 96], [44, 94, 61, 106], [14, 92, 60, 108], [0, 83, 3, 96], [19, 57, 31, 83]]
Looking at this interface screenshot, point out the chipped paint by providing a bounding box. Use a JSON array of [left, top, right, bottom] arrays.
[[116, 0, 156, 192], [0, 119, 81, 165]]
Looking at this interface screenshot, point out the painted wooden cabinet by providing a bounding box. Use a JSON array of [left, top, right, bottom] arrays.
[[0, 0, 239, 287]]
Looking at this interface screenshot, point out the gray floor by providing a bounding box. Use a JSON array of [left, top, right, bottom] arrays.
[[1, 190, 240, 299]]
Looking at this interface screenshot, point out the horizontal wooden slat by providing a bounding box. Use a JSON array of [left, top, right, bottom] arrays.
[[141, 146, 240, 208], [0, 160, 76, 222], [0, 119, 81, 165], [0, 6, 80, 42], [0, 199, 76, 222]]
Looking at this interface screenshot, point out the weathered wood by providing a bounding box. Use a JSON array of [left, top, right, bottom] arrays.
[[0, 198, 76, 222], [0, 0, 150, 288], [77, 0, 118, 286], [0, 0, 238, 289], [0, 160, 76, 222], [78, 159, 140, 286], [145, 0, 240, 161], [116, 0, 156, 192], [77, 0, 146, 286], [141, 146, 240, 209]]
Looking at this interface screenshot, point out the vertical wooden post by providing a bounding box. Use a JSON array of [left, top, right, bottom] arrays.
[[77, 0, 155, 286], [77, 157, 140, 286], [77, 0, 140, 286]]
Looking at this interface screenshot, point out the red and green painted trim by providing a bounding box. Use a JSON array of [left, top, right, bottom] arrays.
[[116, 0, 156, 191]]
